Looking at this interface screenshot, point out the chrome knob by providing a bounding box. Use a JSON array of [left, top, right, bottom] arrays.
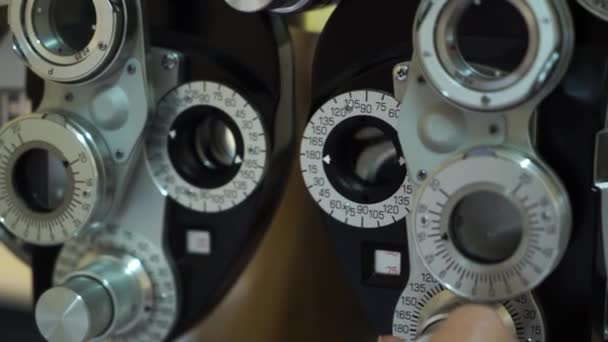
[[35, 255, 152, 342], [35, 277, 112, 342]]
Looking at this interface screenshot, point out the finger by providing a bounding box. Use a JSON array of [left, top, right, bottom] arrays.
[[431, 305, 516, 342]]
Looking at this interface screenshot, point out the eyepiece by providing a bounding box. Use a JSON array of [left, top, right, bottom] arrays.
[[9, 0, 126, 83]]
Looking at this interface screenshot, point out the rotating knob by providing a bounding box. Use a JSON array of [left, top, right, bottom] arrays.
[[393, 274, 546, 340], [35, 255, 152, 342], [35, 277, 112, 342], [415, 290, 516, 342]]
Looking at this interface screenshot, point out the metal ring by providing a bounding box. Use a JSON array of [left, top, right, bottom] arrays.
[[9, 0, 125, 83], [300, 90, 414, 228], [65, 254, 152, 339], [415, 0, 572, 111], [412, 148, 570, 301], [0, 114, 105, 245], [146, 81, 268, 213], [53, 229, 179, 341]]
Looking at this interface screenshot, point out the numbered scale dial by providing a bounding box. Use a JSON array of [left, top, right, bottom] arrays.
[[300, 90, 413, 228], [0, 114, 103, 245], [392, 272, 546, 341], [51, 228, 179, 341], [577, 0, 608, 21], [413, 149, 570, 301], [146, 81, 268, 213]]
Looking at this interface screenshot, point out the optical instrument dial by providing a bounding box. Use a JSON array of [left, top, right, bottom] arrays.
[[146, 81, 268, 213], [413, 148, 570, 301], [392, 272, 545, 341], [301, 90, 413, 228], [0, 114, 105, 245]]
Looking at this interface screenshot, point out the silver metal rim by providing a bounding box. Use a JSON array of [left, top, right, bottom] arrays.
[[0, 114, 103, 245], [434, 0, 538, 93], [65, 254, 153, 339], [415, 0, 570, 111], [9, 0, 125, 82], [412, 148, 571, 301]]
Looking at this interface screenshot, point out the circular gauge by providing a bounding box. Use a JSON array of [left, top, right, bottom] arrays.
[[0, 114, 105, 245], [392, 273, 546, 341], [300, 90, 414, 228], [146, 81, 268, 213], [415, 0, 573, 111], [412, 148, 570, 301], [577, 0, 608, 22], [9, 0, 126, 83], [52, 228, 179, 341]]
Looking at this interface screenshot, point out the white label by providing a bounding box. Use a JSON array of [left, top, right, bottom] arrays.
[[187, 230, 212, 255], [374, 250, 401, 276]]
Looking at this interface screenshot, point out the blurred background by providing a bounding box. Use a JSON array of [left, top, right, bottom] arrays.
[[0, 7, 377, 341]]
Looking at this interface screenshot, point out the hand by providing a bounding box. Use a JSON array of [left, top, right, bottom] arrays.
[[379, 305, 516, 342]]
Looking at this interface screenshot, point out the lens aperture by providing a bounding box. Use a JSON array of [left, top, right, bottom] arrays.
[[13, 148, 70, 213], [32, 0, 97, 56], [449, 190, 523, 264]]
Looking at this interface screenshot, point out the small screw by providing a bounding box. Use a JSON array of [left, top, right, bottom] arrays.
[[98, 42, 108, 51], [115, 150, 124, 159], [481, 95, 491, 105], [417, 170, 427, 181], [345, 102, 354, 112], [395, 65, 409, 81], [65, 93, 74, 102], [417, 76, 426, 85], [161, 53, 179, 70], [489, 124, 499, 135], [127, 64, 136, 75]]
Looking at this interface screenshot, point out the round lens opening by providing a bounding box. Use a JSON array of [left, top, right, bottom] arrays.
[[352, 126, 398, 185], [324, 117, 406, 204], [13, 148, 70, 213], [449, 191, 523, 264], [168, 106, 244, 189], [33, 0, 97, 56], [194, 118, 238, 170], [453, 0, 529, 78]]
